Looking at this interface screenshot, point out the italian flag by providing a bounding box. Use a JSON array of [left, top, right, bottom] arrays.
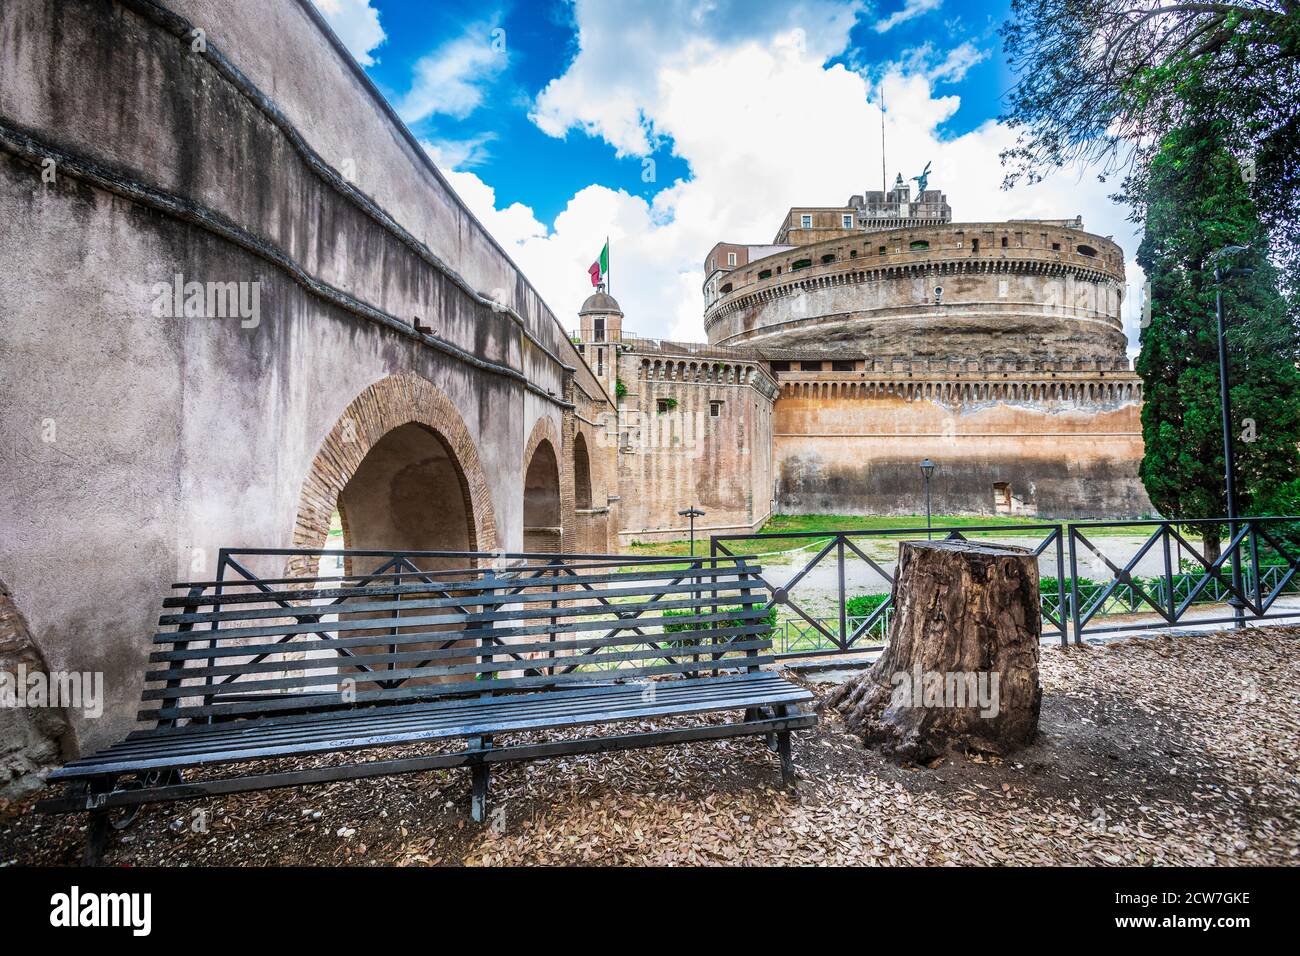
[[588, 239, 609, 288]]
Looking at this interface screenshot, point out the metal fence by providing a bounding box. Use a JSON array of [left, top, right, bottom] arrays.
[[712, 523, 1068, 657], [712, 517, 1300, 659]]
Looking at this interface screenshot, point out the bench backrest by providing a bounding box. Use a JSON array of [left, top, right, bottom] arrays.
[[142, 551, 774, 727]]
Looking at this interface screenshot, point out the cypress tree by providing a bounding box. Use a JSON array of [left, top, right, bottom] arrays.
[[1136, 105, 1300, 559]]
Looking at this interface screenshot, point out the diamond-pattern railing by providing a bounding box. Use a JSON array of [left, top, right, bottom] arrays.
[[1066, 517, 1300, 637], [712, 524, 1068, 658], [711, 517, 1300, 659]]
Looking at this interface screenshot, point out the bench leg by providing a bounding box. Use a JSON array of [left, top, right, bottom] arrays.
[[775, 705, 797, 789], [85, 811, 111, 867], [468, 734, 492, 824], [777, 732, 795, 789], [83, 780, 113, 866], [471, 764, 490, 824]]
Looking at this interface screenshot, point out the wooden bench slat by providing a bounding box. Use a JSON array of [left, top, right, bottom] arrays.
[[160, 564, 763, 609], [160, 576, 761, 625], [76, 675, 805, 762], [151, 584, 768, 644], [122, 670, 787, 742], [137, 655, 780, 722], [170, 555, 761, 590], [144, 623, 773, 682], [59, 675, 809, 778], [148, 608, 772, 663], [140, 637, 773, 700]]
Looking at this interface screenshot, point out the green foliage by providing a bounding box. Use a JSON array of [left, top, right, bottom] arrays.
[[999, 1, 1300, 293], [615, 378, 627, 400], [844, 593, 889, 618], [656, 397, 678, 414], [661, 605, 777, 648], [1135, 107, 1300, 537]]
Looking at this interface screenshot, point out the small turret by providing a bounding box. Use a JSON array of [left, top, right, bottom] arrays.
[[575, 290, 624, 395]]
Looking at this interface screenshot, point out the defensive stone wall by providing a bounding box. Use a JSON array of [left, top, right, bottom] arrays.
[[772, 369, 1152, 518], [614, 348, 778, 543]]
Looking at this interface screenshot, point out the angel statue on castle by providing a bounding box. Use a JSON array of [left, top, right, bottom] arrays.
[[911, 161, 932, 197]]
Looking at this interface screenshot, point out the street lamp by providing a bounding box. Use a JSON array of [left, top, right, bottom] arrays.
[[678, 507, 706, 556], [919, 459, 936, 539], [1208, 244, 1255, 628]]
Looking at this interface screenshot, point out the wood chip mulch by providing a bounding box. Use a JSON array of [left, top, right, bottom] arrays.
[[1, 625, 1296, 866]]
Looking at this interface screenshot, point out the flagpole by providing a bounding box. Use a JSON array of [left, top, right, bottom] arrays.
[[606, 235, 610, 295]]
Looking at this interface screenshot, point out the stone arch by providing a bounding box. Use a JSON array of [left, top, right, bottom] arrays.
[[523, 416, 564, 553], [289, 372, 498, 577], [573, 431, 593, 510]]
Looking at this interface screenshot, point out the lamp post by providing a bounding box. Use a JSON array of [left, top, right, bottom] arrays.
[[1209, 244, 1254, 628], [919, 459, 936, 539], [678, 507, 706, 556]]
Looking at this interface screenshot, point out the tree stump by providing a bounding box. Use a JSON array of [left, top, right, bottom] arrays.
[[824, 539, 1042, 762]]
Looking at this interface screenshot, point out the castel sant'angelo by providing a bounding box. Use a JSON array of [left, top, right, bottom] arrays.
[[573, 172, 1153, 544]]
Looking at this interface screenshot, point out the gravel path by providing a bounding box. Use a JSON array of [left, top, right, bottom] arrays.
[[2, 626, 1296, 866]]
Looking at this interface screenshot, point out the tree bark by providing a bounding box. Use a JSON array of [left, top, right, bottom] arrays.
[[823, 540, 1042, 762]]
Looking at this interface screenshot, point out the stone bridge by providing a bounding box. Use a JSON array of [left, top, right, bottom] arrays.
[[0, 0, 617, 790]]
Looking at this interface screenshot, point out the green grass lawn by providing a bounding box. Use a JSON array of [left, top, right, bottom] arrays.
[[622, 512, 1146, 557]]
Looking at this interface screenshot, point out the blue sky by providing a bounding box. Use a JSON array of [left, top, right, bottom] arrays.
[[311, 0, 1141, 347]]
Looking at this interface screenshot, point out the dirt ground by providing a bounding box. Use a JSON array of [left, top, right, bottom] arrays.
[[2, 626, 1296, 866]]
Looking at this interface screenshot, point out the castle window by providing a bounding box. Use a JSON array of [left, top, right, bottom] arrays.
[[758, 269, 772, 279], [909, 240, 930, 251], [720, 282, 733, 294], [597, 347, 605, 376], [849, 249, 858, 258], [971, 238, 980, 252], [842, 214, 853, 228], [727, 252, 737, 266], [800, 361, 824, 372], [831, 360, 854, 372], [791, 258, 812, 270], [1052, 242, 1061, 251], [801, 214, 812, 228], [656, 398, 673, 414], [1077, 244, 1097, 257], [594, 318, 605, 341], [769, 361, 791, 372], [879, 246, 887, 255], [821, 254, 835, 264], [1001, 236, 1008, 248], [709, 400, 724, 418]]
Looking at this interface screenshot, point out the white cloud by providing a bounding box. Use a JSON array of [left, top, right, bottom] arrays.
[[312, 0, 386, 67], [916, 41, 990, 84], [399, 21, 509, 123], [531, 0, 867, 157], [875, 0, 944, 34], [422, 141, 546, 248], [422, 133, 497, 169], [433, 4, 1144, 353]]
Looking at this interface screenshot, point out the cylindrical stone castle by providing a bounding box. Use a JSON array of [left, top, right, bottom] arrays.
[[704, 220, 1127, 364]]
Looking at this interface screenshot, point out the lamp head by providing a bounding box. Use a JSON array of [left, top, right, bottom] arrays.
[[920, 458, 936, 479]]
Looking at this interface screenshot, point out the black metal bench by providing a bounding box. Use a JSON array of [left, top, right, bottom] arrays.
[[37, 549, 815, 863]]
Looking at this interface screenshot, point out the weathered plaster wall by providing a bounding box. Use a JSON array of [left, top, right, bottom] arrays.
[[0, 0, 606, 768], [773, 378, 1153, 518]]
